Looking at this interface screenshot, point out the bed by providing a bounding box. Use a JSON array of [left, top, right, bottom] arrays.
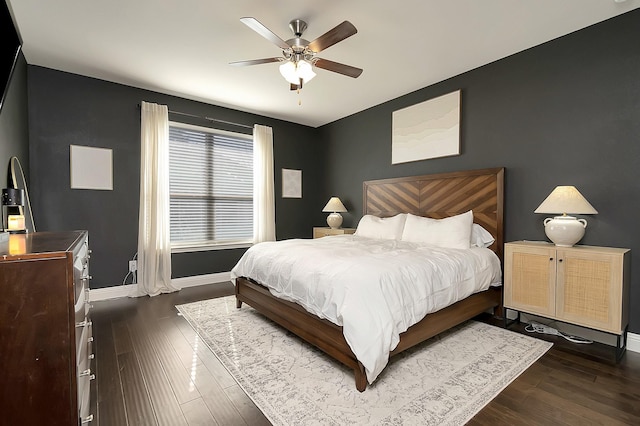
[[233, 167, 504, 391]]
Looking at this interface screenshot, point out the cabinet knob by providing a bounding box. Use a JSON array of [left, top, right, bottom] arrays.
[[558, 259, 563, 262], [549, 257, 553, 261], [81, 414, 94, 424], [89, 353, 95, 360]]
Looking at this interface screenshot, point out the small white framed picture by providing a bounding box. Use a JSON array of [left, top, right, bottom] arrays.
[[282, 168, 302, 198], [70, 144, 113, 190]]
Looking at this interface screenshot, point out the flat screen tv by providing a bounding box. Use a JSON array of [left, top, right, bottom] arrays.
[[0, 0, 22, 113]]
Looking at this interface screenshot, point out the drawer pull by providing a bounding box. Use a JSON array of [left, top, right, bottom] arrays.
[[81, 414, 94, 424], [76, 320, 92, 328], [79, 369, 95, 380]]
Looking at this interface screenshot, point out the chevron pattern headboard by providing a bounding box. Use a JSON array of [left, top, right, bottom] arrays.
[[363, 168, 504, 260]]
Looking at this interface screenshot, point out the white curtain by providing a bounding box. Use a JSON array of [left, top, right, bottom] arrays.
[[133, 101, 178, 297], [253, 124, 276, 243]]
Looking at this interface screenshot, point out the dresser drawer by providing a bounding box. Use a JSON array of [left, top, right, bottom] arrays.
[[76, 321, 94, 423], [75, 277, 88, 325], [76, 323, 91, 369]]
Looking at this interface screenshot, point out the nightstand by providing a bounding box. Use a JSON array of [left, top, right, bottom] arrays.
[[313, 227, 356, 239], [503, 240, 630, 360]]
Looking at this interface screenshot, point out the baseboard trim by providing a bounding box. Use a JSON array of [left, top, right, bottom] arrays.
[[89, 272, 232, 301], [628, 332, 640, 353]]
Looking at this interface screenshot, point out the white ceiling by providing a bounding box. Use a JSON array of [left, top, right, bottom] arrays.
[[7, 0, 639, 128]]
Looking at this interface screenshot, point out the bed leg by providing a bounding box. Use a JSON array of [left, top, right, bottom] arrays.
[[493, 304, 504, 319], [234, 281, 242, 308], [354, 362, 367, 392]]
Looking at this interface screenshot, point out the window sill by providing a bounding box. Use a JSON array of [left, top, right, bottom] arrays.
[[171, 242, 253, 253]]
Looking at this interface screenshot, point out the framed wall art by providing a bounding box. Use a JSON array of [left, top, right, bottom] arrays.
[[282, 168, 302, 198], [392, 90, 461, 164]]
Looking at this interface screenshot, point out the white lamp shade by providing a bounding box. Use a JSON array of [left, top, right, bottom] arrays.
[[534, 186, 598, 215], [323, 197, 347, 213], [279, 61, 299, 85], [296, 60, 316, 83]]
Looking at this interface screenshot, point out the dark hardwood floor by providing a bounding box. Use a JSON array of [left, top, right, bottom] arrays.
[[90, 283, 640, 425]]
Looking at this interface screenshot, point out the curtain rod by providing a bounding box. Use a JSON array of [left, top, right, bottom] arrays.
[[167, 109, 254, 130]]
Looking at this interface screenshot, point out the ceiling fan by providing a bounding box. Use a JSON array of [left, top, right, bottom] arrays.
[[230, 17, 363, 91]]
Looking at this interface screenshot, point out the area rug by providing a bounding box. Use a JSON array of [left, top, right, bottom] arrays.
[[176, 296, 552, 425]]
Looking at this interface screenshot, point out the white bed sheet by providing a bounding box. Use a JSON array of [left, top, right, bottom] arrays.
[[230, 234, 502, 384]]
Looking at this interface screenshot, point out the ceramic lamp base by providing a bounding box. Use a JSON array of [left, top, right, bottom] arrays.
[[543, 215, 587, 247], [326, 212, 343, 229]]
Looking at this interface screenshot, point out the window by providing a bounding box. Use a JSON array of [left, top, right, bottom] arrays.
[[169, 122, 253, 250]]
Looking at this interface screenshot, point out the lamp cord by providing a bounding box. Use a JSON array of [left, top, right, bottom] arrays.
[[9, 156, 36, 232], [525, 321, 593, 344]]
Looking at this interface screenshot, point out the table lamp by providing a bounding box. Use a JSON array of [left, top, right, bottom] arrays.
[[2, 188, 27, 234], [534, 185, 598, 247], [323, 197, 347, 229]]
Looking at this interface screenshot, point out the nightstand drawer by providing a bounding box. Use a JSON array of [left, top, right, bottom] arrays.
[[313, 227, 356, 239]]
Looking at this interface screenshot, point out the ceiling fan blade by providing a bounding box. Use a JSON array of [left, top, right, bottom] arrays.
[[229, 58, 282, 67], [308, 21, 357, 53], [240, 17, 290, 50], [314, 58, 363, 78]]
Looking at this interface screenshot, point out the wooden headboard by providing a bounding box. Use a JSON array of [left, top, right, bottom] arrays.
[[363, 167, 504, 260]]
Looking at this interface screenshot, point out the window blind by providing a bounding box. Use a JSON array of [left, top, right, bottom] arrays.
[[169, 123, 253, 247]]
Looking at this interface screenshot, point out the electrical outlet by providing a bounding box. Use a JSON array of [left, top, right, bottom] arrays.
[[129, 260, 137, 272]]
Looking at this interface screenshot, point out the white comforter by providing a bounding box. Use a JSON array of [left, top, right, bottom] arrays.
[[230, 235, 502, 383]]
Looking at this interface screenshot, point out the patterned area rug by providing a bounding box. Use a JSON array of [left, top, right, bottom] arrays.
[[176, 296, 552, 425]]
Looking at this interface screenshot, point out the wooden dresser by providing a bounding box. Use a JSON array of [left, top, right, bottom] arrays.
[[0, 231, 94, 425]]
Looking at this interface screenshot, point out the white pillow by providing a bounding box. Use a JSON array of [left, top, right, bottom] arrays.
[[354, 214, 407, 240], [471, 224, 495, 248], [401, 211, 473, 249]]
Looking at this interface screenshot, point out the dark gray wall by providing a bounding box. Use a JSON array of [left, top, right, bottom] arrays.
[[27, 67, 324, 288], [0, 51, 29, 187], [320, 10, 640, 333]]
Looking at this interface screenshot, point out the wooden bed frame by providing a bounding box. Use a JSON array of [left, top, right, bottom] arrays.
[[235, 167, 505, 391]]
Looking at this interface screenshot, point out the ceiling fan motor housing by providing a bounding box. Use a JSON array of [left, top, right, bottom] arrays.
[[289, 19, 307, 37]]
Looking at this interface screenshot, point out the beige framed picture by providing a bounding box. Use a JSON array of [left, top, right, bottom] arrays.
[[282, 168, 302, 198], [392, 90, 461, 164]]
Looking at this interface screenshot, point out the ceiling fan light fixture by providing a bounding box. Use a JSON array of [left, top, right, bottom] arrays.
[[297, 60, 316, 83], [279, 60, 316, 85], [279, 61, 298, 84]]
